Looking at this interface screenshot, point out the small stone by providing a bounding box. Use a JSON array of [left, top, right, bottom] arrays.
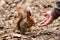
[[14, 0, 20, 3], [1, 34, 8, 38], [0, 30, 5, 35], [49, 38, 55, 40], [11, 3, 16, 7], [11, 33, 22, 38]]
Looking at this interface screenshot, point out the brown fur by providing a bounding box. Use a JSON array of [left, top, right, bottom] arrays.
[[14, 7, 34, 34]]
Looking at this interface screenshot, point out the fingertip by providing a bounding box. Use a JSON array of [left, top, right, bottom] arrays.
[[43, 13, 47, 16]]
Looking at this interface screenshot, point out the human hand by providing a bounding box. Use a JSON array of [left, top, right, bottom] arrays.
[[37, 11, 54, 27]]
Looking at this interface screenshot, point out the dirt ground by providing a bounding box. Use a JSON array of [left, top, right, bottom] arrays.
[[0, 0, 60, 40]]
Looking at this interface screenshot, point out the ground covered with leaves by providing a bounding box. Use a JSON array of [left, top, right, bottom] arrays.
[[0, 0, 60, 40]]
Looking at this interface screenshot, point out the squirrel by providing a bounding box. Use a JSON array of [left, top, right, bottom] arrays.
[[13, 7, 35, 34]]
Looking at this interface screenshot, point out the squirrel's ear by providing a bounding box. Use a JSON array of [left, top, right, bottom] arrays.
[[27, 11, 31, 16]]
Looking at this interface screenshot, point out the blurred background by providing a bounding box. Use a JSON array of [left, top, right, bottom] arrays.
[[0, 0, 60, 40]]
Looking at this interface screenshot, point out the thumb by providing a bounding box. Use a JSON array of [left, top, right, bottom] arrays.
[[43, 13, 47, 16], [43, 11, 51, 17], [43, 13, 48, 17]]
